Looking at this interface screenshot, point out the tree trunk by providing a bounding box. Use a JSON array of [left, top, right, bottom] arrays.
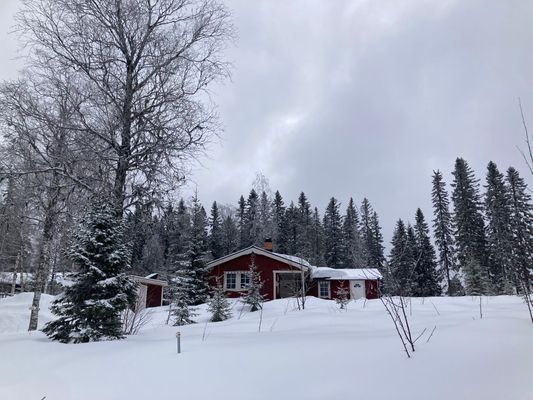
[[113, 66, 134, 218], [10, 249, 21, 295], [28, 185, 59, 331]]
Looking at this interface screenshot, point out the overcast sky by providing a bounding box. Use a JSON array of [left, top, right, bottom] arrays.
[[1, 0, 532, 243]]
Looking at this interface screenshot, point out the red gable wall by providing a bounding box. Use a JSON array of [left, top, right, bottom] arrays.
[[209, 253, 301, 301], [146, 284, 163, 308]]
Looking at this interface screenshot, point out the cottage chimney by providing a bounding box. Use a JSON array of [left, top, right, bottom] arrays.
[[263, 238, 273, 252]]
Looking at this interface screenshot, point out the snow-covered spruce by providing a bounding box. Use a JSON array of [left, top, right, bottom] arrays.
[[167, 277, 197, 326], [42, 201, 136, 343], [208, 280, 232, 322], [240, 254, 265, 312]]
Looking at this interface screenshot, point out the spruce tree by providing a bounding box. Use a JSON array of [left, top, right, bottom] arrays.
[[309, 207, 326, 266], [484, 162, 514, 294], [323, 197, 342, 267], [413, 209, 441, 297], [168, 281, 197, 326], [283, 202, 298, 255], [258, 191, 273, 245], [208, 280, 232, 322], [360, 198, 374, 267], [506, 167, 533, 296], [370, 211, 386, 270], [185, 193, 210, 305], [295, 192, 313, 260], [221, 215, 239, 256], [209, 201, 224, 259], [43, 201, 136, 343], [388, 219, 415, 296], [238, 195, 246, 248], [244, 189, 260, 246], [272, 190, 286, 253], [168, 198, 191, 271], [241, 254, 265, 312], [431, 170, 459, 295], [341, 198, 364, 267], [335, 283, 350, 310], [451, 158, 489, 295]]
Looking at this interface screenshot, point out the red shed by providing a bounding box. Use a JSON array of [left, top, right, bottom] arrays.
[[309, 268, 382, 300], [207, 245, 312, 301], [131, 274, 168, 308]]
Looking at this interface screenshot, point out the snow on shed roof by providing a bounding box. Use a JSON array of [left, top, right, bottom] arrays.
[[311, 268, 382, 280]]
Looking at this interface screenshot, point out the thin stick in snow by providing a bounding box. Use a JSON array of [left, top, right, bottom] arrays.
[[426, 325, 437, 343], [202, 321, 208, 342], [413, 328, 427, 344], [258, 308, 263, 333], [284, 298, 290, 315], [269, 318, 278, 332], [430, 300, 440, 316], [479, 296, 483, 320]]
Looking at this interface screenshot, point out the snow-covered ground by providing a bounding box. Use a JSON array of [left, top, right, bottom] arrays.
[[0, 294, 532, 400]]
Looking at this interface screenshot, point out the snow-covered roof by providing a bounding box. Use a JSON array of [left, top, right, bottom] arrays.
[[130, 275, 168, 286], [272, 253, 312, 268], [311, 268, 382, 280], [207, 246, 312, 271]]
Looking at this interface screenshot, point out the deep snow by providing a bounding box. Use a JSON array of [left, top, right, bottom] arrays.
[[0, 294, 532, 400]]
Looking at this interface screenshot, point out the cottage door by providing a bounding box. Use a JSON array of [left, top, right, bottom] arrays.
[[350, 280, 365, 300]]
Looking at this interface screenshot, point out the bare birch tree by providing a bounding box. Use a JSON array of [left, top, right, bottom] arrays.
[[16, 0, 234, 215]]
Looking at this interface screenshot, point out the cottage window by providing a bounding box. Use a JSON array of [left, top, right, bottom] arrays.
[[225, 272, 237, 290], [318, 281, 330, 299], [240, 272, 250, 289]]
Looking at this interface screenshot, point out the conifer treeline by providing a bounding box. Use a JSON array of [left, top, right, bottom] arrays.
[[127, 158, 532, 298]]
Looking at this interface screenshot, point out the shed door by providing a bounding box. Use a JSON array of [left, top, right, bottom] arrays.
[[350, 280, 365, 300]]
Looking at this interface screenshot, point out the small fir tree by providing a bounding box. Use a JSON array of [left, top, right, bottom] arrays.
[[172, 289, 197, 326], [208, 279, 233, 322], [43, 201, 136, 343], [241, 254, 265, 312], [335, 282, 350, 310]]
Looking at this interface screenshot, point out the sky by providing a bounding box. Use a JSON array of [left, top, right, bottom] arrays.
[[1, 0, 532, 244]]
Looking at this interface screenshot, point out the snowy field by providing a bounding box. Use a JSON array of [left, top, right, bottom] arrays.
[[0, 294, 532, 400]]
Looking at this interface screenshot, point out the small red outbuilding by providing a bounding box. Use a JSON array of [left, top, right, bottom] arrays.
[[131, 273, 168, 308], [309, 268, 381, 300]]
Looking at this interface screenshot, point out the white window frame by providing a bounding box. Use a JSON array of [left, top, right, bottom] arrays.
[[224, 272, 237, 290], [224, 271, 249, 292], [240, 272, 250, 289], [318, 280, 331, 299]]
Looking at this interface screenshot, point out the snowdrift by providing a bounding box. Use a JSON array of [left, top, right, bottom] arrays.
[[0, 294, 532, 400]]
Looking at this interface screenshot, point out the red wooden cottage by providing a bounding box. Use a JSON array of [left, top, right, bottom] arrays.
[[207, 241, 382, 301], [131, 273, 168, 308], [208, 243, 311, 301]]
